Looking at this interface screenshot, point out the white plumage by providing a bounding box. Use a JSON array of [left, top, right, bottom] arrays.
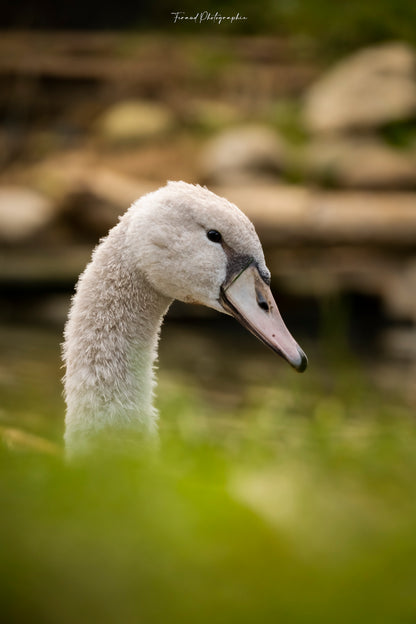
[[63, 181, 306, 456]]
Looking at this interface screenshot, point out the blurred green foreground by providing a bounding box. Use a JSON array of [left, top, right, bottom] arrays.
[[1, 323, 416, 623]]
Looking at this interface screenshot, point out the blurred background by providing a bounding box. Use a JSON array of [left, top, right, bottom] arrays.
[[1, 2, 416, 623], [1, 0, 415, 428]]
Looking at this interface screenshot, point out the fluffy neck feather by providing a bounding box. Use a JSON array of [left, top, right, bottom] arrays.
[[63, 221, 171, 455]]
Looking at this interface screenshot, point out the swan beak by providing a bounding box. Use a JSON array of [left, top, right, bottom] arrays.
[[220, 263, 307, 372]]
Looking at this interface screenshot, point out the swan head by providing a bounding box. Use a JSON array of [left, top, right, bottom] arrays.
[[126, 181, 307, 372]]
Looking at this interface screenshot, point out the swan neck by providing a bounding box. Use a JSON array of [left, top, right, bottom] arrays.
[[63, 230, 171, 454]]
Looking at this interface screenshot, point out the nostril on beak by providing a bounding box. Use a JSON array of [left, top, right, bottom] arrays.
[[256, 289, 270, 312]]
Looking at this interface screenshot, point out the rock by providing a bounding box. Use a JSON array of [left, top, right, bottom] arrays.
[[187, 99, 243, 130], [302, 136, 416, 189], [303, 43, 416, 133], [95, 100, 175, 145], [199, 125, 285, 184], [211, 183, 416, 245], [0, 187, 55, 243]]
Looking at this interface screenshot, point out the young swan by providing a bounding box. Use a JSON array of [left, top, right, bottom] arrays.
[[63, 181, 307, 456]]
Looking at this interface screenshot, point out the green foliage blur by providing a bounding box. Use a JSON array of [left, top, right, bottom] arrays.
[[1, 323, 416, 623], [2, 399, 416, 623]]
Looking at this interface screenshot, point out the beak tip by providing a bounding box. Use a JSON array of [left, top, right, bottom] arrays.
[[294, 348, 308, 373]]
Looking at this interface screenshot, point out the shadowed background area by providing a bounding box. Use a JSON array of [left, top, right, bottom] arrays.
[[1, 2, 416, 622]]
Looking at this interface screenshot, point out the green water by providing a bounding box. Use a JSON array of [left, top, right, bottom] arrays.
[[1, 320, 416, 623]]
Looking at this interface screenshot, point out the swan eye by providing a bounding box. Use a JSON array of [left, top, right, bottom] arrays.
[[207, 230, 222, 243]]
